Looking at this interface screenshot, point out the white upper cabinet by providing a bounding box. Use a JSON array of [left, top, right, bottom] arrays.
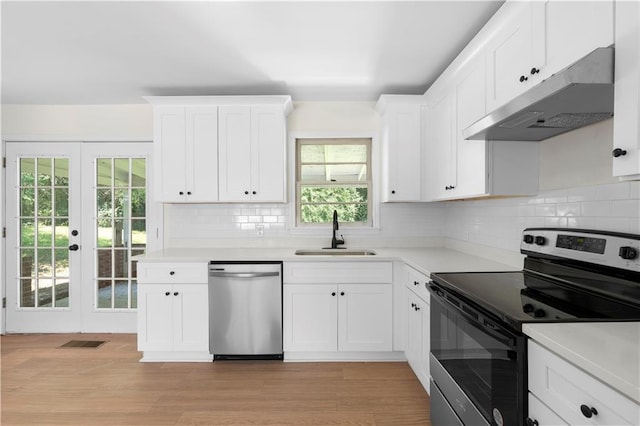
[[376, 95, 424, 202], [613, 0, 640, 180], [147, 96, 292, 204], [426, 90, 456, 200], [531, 0, 613, 84], [153, 105, 218, 202], [219, 104, 287, 202], [485, 1, 535, 112]]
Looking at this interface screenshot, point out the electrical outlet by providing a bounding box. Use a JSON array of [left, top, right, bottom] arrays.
[[256, 225, 264, 237]]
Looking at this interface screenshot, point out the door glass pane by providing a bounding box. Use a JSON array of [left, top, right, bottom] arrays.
[[95, 157, 147, 310], [17, 157, 71, 308]]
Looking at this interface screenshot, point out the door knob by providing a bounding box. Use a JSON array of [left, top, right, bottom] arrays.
[[68, 244, 79, 251], [613, 148, 627, 157]]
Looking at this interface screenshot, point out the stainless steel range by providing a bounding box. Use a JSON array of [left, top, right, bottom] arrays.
[[428, 228, 640, 426]]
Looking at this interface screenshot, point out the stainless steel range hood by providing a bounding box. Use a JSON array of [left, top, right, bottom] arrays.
[[463, 47, 614, 141]]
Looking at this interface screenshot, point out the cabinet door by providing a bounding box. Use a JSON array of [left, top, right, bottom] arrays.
[[251, 105, 286, 202], [153, 106, 187, 202], [186, 106, 219, 202], [137, 284, 174, 351], [454, 56, 488, 199], [381, 104, 422, 202], [338, 284, 392, 352], [485, 1, 533, 111], [532, 0, 613, 84], [406, 292, 422, 371], [218, 105, 252, 202], [427, 90, 455, 200], [528, 393, 569, 426], [283, 284, 338, 352], [419, 298, 430, 393], [172, 284, 209, 352], [613, 0, 640, 179]]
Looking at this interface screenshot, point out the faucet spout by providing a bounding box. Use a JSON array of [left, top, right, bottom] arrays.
[[331, 210, 345, 249]]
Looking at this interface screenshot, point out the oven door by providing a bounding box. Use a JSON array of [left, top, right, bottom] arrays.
[[429, 282, 526, 426]]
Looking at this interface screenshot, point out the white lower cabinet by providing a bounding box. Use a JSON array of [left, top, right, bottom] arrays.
[[136, 262, 211, 362], [404, 265, 430, 394], [528, 341, 639, 426], [283, 283, 392, 353], [282, 261, 394, 358]]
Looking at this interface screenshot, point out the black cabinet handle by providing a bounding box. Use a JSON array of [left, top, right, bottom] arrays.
[[519, 75, 528, 82], [613, 148, 628, 157], [414, 281, 419, 286], [68, 244, 79, 251], [340, 292, 345, 296], [525, 418, 539, 426], [252, 191, 257, 195], [179, 191, 184, 195], [331, 292, 336, 296], [411, 303, 416, 308], [187, 191, 192, 195], [169, 271, 175, 276], [165, 292, 170, 296], [580, 405, 598, 418], [173, 292, 179, 296], [530, 67, 540, 75]]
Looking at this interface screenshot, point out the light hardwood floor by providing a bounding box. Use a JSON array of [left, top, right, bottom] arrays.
[[1, 334, 431, 425]]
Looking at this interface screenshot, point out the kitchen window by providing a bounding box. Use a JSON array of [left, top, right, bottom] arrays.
[[296, 138, 371, 226]]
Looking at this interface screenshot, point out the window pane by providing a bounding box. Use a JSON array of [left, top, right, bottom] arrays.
[[113, 250, 129, 278], [54, 218, 69, 247], [114, 159, 129, 187], [130, 281, 137, 309], [300, 203, 368, 224], [113, 219, 127, 248], [20, 278, 35, 307], [37, 248, 52, 277], [97, 219, 113, 247], [131, 159, 146, 187], [300, 144, 367, 163], [300, 186, 368, 204], [97, 280, 113, 308], [54, 249, 69, 277], [54, 188, 69, 217], [20, 188, 35, 216], [37, 188, 52, 216], [20, 249, 35, 277], [300, 164, 367, 183], [54, 158, 69, 186], [97, 189, 112, 217], [20, 158, 36, 186], [131, 189, 146, 217], [97, 249, 112, 278], [54, 279, 69, 307], [97, 159, 112, 187], [114, 189, 129, 218], [114, 280, 129, 308], [131, 220, 146, 245], [20, 219, 35, 247], [37, 158, 52, 186], [37, 219, 53, 246]]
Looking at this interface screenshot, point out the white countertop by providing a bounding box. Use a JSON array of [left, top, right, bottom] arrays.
[[134, 247, 518, 276], [523, 322, 640, 404]]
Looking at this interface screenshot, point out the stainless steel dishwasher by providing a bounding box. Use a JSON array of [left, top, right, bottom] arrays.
[[208, 261, 283, 360]]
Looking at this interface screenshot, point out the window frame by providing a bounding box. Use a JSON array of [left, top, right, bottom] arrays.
[[295, 137, 373, 228]]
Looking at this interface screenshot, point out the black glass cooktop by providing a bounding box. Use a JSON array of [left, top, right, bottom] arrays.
[[430, 267, 640, 331]]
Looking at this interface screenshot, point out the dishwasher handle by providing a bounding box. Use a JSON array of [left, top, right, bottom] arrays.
[[209, 271, 280, 279]]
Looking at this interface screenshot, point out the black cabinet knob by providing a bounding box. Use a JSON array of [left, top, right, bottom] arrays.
[[520, 75, 528, 82], [187, 191, 192, 195], [526, 418, 539, 426], [165, 292, 170, 296], [331, 292, 336, 296], [169, 271, 175, 276], [619, 246, 638, 260], [580, 404, 598, 418], [535, 236, 546, 246], [252, 191, 257, 195], [173, 292, 179, 296], [179, 191, 184, 195], [613, 148, 628, 157], [530, 67, 540, 75], [68, 244, 79, 251], [391, 190, 396, 194], [340, 292, 345, 296]]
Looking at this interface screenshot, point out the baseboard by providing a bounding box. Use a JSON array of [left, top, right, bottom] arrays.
[[284, 351, 406, 362]]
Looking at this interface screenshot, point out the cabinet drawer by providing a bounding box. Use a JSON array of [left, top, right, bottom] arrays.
[[137, 262, 208, 284], [528, 341, 639, 426], [283, 262, 392, 284], [406, 265, 430, 303], [528, 392, 568, 426]]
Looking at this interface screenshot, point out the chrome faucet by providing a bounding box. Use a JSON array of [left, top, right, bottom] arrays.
[[331, 210, 345, 249]]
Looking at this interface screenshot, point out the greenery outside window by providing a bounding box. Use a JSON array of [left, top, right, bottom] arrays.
[[296, 138, 372, 226]]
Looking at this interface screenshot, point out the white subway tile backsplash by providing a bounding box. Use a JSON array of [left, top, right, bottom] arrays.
[[595, 182, 629, 200], [613, 200, 640, 217], [581, 201, 613, 217], [535, 205, 556, 217]]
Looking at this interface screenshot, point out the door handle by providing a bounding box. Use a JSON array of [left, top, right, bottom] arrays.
[[208, 271, 279, 278], [68, 244, 79, 251]]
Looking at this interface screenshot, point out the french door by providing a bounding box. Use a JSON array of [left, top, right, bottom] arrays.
[[4, 141, 155, 333]]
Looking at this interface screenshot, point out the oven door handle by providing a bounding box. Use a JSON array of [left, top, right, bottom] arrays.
[[429, 283, 518, 348]]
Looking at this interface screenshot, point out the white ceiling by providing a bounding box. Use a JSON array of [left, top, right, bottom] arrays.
[[1, 1, 504, 104]]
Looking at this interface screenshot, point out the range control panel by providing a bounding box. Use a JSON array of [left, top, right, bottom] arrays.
[[521, 228, 640, 271]]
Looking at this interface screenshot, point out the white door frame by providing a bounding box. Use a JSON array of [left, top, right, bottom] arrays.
[[3, 140, 159, 333]]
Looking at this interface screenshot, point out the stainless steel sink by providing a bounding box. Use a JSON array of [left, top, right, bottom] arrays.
[[294, 249, 377, 256]]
